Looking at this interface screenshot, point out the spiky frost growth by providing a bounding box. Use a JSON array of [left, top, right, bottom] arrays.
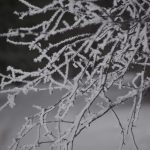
[[0, 0, 150, 150]]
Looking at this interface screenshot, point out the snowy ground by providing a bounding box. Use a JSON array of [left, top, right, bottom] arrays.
[[0, 87, 150, 150]]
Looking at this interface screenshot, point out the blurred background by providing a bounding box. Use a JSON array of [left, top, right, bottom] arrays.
[[0, 0, 55, 74], [0, 0, 114, 75], [0, 86, 150, 150], [0, 0, 150, 150]]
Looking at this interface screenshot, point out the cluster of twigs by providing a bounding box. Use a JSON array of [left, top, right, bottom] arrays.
[[0, 0, 150, 150]]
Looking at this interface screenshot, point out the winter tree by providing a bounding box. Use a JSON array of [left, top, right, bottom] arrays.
[[0, 0, 150, 149]]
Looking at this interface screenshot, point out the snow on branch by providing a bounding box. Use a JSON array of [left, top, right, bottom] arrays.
[[0, 0, 150, 150]]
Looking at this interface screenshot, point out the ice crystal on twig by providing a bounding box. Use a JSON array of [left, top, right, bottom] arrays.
[[0, 0, 150, 150]]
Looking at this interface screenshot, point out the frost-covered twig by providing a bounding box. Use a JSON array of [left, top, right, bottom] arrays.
[[0, 0, 150, 150]]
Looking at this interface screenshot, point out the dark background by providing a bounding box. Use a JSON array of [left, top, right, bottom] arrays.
[[0, 1, 149, 150], [0, 0, 149, 103], [0, 0, 114, 74], [0, 0, 52, 74]]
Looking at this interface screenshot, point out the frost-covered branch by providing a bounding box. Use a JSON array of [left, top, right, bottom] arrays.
[[0, 0, 150, 150]]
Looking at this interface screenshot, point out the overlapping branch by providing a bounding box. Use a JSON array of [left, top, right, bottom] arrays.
[[0, 0, 150, 150]]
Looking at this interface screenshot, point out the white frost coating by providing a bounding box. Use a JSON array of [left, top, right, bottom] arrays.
[[0, 0, 150, 150], [19, 0, 40, 10]]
